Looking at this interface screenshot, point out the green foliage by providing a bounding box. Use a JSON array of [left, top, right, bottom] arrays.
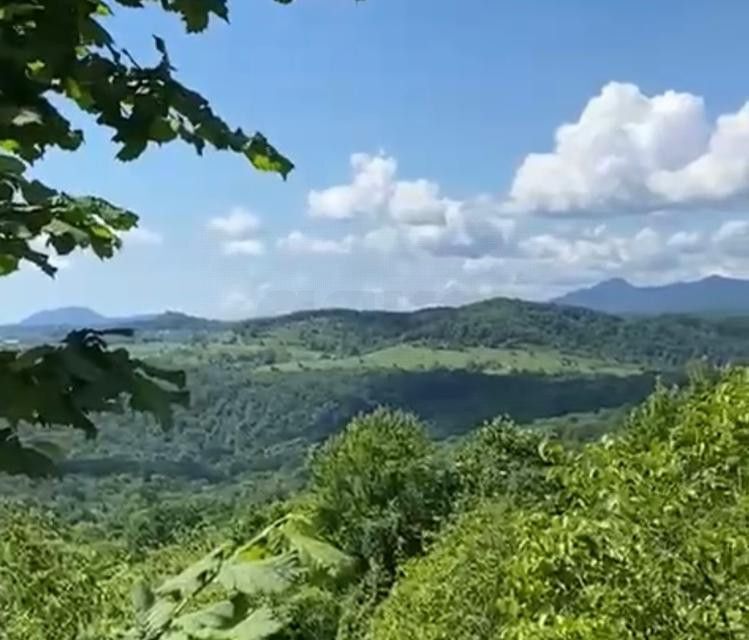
[[371, 369, 749, 639], [0, 505, 127, 640], [122, 513, 355, 640], [238, 301, 749, 370], [303, 409, 459, 640], [123, 500, 209, 555], [453, 416, 564, 506], [0, 172, 138, 277], [0, 0, 292, 277], [6, 371, 749, 639], [0, 329, 188, 476], [309, 409, 458, 576], [0, 0, 301, 478], [0, 319, 666, 524]]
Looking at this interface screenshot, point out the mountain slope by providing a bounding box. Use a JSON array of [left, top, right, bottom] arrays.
[[12, 292, 749, 369], [20, 307, 109, 327], [12, 308, 212, 332], [554, 275, 749, 315], [233, 295, 749, 369]]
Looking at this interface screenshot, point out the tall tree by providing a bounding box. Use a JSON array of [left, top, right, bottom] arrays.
[[0, 0, 295, 475]]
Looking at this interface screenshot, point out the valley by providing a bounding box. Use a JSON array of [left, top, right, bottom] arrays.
[[4, 294, 749, 534]]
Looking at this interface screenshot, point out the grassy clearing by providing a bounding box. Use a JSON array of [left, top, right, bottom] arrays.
[[254, 344, 638, 376]]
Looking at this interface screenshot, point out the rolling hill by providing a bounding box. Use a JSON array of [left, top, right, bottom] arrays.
[[20, 306, 110, 327], [7, 291, 749, 526], [554, 274, 749, 315], [228, 295, 749, 369], [10, 292, 749, 368]]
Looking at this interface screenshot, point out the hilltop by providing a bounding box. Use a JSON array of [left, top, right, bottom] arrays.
[[10, 294, 749, 368], [554, 274, 749, 315]]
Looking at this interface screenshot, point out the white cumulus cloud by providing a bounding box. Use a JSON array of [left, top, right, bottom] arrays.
[[308, 152, 451, 226], [222, 239, 266, 256], [277, 231, 354, 255], [306, 153, 516, 260], [389, 179, 449, 225], [505, 81, 749, 215], [208, 207, 261, 236], [308, 153, 396, 220]]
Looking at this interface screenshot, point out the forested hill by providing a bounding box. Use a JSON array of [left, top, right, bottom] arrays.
[[5, 294, 749, 598], [232, 296, 749, 368], [9, 295, 749, 368]]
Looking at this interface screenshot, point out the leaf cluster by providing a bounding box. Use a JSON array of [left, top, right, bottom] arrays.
[[0, 328, 188, 476], [122, 513, 356, 640], [372, 370, 749, 639]]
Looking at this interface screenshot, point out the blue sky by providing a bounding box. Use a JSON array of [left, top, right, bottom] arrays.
[[4, 0, 749, 322]]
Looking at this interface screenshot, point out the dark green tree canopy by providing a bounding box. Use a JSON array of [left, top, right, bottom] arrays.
[[0, 0, 297, 476], [0, 0, 294, 276]]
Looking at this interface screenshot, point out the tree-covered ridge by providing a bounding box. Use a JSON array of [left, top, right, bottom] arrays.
[[8, 291, 749, 499], [232, 297, 749, 368], [9, 295, 749, 371], [3, 368, 748, 639]]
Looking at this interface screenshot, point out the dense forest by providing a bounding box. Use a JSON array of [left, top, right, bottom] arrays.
[[2, 364, 748, 638], [5, 295, 743, 527], [3, 299, 749, 639]]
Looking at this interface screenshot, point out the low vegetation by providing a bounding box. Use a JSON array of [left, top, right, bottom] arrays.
[[2, 367, 748, 639]]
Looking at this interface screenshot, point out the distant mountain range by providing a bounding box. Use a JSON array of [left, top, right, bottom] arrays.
[[0, 307, 221, 339], [6, 274, 749, 338], [19, 306, 156, 328], [554, 275, 749, 315]]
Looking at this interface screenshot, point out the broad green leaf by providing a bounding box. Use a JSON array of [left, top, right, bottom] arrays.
[[281, 520, 357, 580], [217, 553, 298, 596], [212, 606, 283, 640], [0, 154, 25, 174], [156, 545, 229, 598], [172, 599, 247, 634], [117, 139, 149, 162]]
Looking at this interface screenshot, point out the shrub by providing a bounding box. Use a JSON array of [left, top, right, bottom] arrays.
[[0, 506, 127, 640], [308, 408, 458, 578], [372, 370, 749, 639]]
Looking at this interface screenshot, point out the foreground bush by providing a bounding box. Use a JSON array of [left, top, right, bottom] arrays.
[[309, 408, 458, 580], [0, 507, 128, 639], [372, 370, 749, 639]]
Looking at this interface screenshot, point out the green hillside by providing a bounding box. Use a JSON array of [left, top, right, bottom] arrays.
[[3, 368, 748, 639], [2, 302, 748, 638], [4, 296, 748, 536], [232, 296, 749, 367]]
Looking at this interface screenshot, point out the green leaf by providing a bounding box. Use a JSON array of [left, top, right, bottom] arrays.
[[217, 553, 299, 596], [156, 545, 229, 599], [117, 139, 149, 161], [0, 154, 26, 175], [214, 606, 283, 640], [172, 599, 247, 635], [245, 135, 294, 179], [0, 254, 19, 275], [282, 519, 357, 580], [0, 428, 57, 477]]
